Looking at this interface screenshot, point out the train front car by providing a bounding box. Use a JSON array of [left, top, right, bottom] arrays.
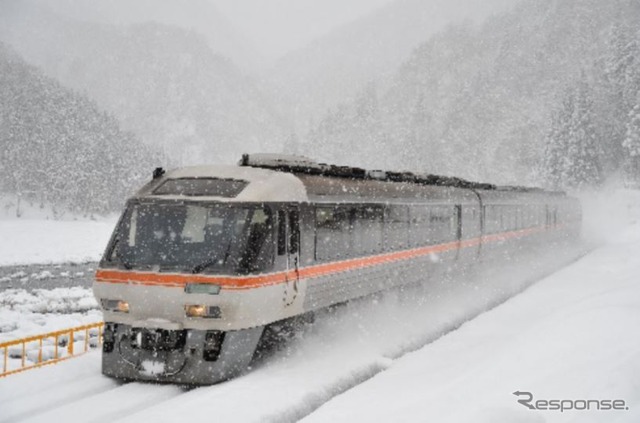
[[93, 163, 309, 385]]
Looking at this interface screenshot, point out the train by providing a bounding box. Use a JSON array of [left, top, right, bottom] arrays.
[[93, 154, 581, 384]]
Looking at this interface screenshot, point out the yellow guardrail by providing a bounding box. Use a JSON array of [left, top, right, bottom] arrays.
[[0, 322, 104, 378]]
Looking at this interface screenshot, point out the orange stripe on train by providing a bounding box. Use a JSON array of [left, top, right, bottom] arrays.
[[95, 225, 550, 290]]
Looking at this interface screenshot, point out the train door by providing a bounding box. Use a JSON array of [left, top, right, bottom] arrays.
[[278, 207, 300, 306]]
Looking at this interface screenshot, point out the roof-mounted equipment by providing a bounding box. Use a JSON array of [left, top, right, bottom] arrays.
[[152, 167, 165, 180]]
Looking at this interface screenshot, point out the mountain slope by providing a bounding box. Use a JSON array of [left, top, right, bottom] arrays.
[[0, 43, 160, 214], [267, 0, 514, 129]]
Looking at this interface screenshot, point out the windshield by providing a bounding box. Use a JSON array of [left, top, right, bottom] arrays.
[[104, 202, 274, 274]]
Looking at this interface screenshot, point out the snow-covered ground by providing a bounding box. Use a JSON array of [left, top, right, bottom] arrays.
[[303, 224, 640, 423], [0, 197, 117, 266], [0, 219, 116, 266], [0, 287, 100, 342], [0, 263, 97, 291], [0, 189, 638, 423]]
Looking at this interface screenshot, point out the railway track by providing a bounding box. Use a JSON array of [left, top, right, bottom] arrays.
[[0, 262, 97, 291], [23, 382, 187, 423], [1, 351, 188, 423]]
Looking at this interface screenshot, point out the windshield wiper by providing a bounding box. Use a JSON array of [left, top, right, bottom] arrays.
[[109, 238, 133, 270], [191, 257, 220, 274], [119, 257, 133, 270], [192, 240, 234, 274]]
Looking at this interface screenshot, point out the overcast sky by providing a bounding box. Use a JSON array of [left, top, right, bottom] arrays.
[[211, 0, 395, 60]]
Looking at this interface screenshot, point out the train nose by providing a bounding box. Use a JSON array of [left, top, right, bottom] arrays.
[[95, 282, 187, 323]]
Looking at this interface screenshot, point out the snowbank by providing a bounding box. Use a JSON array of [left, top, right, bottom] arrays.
[[302, 224, 640, 423], [579, 187, 640, 244]]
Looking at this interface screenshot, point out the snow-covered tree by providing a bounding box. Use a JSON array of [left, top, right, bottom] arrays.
[[541, 113, 566, 190], [542, 81, 602, 190], [599, 25, 640, 174], [623, 104, 640, 181], [605, 25, 640, 112]]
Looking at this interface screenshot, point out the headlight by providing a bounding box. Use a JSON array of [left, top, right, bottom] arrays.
[[101, 299, 130, 313], [185, 305, 221, 319], [184, 283, 221, 295]]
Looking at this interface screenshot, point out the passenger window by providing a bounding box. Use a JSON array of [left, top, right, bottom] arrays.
[[353, 206, 383, 254], [385, 206, 409, 250], [409, 206, 429, 246], [429, 206, 455, 243], [315, 206, 351, 261], [484, 205, 502, 234]]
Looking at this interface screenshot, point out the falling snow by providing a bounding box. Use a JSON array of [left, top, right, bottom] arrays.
[[1, 1, 640, 422]]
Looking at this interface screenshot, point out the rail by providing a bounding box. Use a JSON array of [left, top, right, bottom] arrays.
[[0, 322, 104, 378]]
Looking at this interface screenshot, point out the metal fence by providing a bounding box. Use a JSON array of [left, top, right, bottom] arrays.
[[0, 322, 104, 378]]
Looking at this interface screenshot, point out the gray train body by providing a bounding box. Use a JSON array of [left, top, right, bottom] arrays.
[[94, 155, 581, 385]]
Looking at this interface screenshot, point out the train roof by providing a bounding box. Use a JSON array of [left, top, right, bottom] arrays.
[[132, 154, 567, 205], [135, 164, 307, 203]]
